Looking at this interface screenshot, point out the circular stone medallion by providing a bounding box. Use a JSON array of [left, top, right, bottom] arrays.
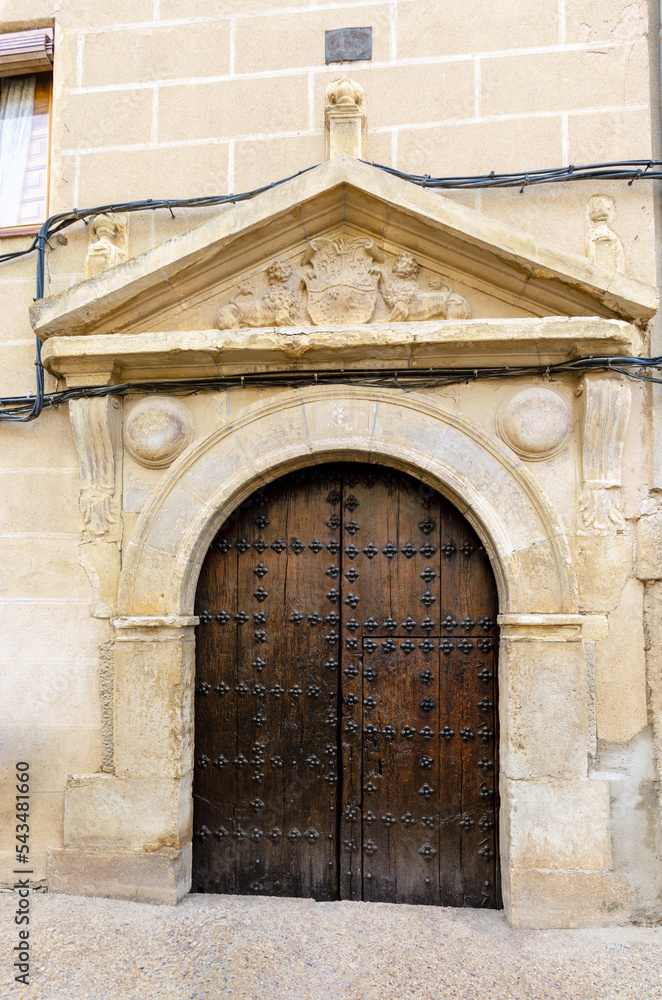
[[124, 396, 194, 469], [496, 386, 572, 461]]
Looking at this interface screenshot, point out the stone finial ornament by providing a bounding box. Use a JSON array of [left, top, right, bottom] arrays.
[[586, 195, 624, 272], [326, 77, 365, 108], [85, 212, 129, 278], [379, 252, 471, 321], [578, 374, 631, 532], [325, 77, 366, 159]]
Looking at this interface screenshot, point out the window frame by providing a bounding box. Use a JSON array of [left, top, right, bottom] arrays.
[[0, 29, 54, 238]]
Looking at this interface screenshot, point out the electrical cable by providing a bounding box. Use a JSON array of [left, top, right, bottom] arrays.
[[2, 356, 662, 419], [1, 157, 661, 422], [360, 158, 662, 189], [0, 166, 321, 421]]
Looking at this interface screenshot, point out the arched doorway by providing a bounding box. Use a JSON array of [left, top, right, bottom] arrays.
[[192, 463, 500, 907]]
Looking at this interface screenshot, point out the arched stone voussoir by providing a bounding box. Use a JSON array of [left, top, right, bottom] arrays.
[[118, 386, 578, 617]]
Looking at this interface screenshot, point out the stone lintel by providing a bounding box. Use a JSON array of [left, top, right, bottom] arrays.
[[42, 317, 642, 387]]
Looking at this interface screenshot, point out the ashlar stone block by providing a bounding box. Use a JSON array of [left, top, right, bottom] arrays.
[[595, 578, 647, 742], [572, 532, 632, 613], [47, 844, 191, 905], [481, 43, 648, 117], [499, 636, 587, 779], [503, 778, 611, 870], [63, 773, 192, 852], [397, 0, 558, 58], [637, 511, 662, 580], [113, 631, 195, 779], [507, 870, 631, 929], [81, 22, 231, 87], [158, 75, 309, 143]]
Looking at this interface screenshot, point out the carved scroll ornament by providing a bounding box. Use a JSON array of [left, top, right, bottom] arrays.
[[578, 375, 631, 532], [214, 244, 470, 330], [69, 397, 119, 538]]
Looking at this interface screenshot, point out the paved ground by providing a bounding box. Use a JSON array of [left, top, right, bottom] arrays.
[[0, 892, 661, 999]]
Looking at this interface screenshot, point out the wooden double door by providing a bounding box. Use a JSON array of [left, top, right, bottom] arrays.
[[193, 464, 500, 907]]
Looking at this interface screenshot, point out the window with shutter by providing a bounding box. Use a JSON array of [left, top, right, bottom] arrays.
[[0, 29, 53, 235]]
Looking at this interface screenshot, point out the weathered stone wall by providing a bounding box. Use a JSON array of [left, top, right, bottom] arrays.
[[0, 0, 660, 925]]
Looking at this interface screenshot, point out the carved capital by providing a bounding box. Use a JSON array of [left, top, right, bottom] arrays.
[[325, 77, 366, 159], [498, 613, 584, 642], [578, 374, 631, 533], [85, 213, 129, 278], [69, 397, 120, 540]]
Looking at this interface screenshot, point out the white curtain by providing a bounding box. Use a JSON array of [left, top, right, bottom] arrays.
[[0, 75, 36, 228]]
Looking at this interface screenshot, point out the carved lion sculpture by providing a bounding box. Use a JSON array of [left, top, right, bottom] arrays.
[[214, 260, 301, 329], [379, 252, 471, 322]]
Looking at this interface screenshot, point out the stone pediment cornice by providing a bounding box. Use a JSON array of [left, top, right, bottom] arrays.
[[42, 317, 642, 387], [30, 157, 657, 347]]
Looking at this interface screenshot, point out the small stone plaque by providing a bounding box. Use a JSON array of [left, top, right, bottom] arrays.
[[325, 27, 372, 64]]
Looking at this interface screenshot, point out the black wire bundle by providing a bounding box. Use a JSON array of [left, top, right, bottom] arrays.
[[2, 356, 662, 420], [361, 159, 662, 189]]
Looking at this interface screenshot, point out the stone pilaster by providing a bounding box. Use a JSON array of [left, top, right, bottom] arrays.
[[498, 614, 630, 928]]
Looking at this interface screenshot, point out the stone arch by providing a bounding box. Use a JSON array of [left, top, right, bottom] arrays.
[[118, 386, 577, 618], [70, 385, 598, 922]]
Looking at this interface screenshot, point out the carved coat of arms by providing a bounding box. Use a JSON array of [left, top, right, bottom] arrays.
[[301, 235, 383, 325], [212, 239, 471, 331]]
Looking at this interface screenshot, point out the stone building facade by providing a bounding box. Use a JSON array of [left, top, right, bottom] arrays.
[[1, 0, 661, 929]]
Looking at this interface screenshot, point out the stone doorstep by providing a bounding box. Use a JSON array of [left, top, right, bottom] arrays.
[[45, 846, 633, 929]]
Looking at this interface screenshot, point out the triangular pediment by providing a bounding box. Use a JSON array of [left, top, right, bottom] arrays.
[[31, 156, 657, 342]]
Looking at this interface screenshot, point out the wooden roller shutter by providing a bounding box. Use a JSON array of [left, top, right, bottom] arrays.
[[0, 29, 54, 78]]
